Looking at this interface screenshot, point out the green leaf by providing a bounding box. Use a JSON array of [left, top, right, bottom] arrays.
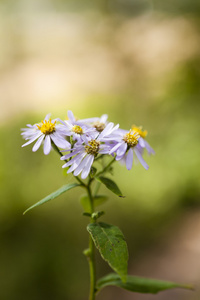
[[96, 176, 124, 197], [96, 273, 194, 294], [23, 183, 81, 214], [80, 194, 108, 212], [87, 222, 128, 282]]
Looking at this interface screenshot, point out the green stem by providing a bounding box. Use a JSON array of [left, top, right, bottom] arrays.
[[52, 142, 98, 298], [94, 181, 101, 197], [87, 184, 96, 300], [96, 156, 116, 177]]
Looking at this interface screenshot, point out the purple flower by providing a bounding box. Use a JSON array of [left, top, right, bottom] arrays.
[[21, 114, 70, 155], [109, 129, 149, 170], [61, 122, 119, 179], [58, 111, 97, 142]]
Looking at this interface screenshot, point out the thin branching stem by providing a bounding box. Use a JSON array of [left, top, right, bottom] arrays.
[[96, 156, 116, 177], [87, 183, 96, 300]]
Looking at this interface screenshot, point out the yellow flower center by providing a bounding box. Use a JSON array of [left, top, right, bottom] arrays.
[[72, 125, 83, 134], [93, 122, 106, 132], [131, 125, 147, 139], [124, 130, 140, 147], [85, 140, 100, 155], [37, 119, 56, 134]]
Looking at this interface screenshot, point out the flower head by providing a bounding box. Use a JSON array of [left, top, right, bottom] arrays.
[[109, 129, 149, 170], [58, 115, 97, 143], [123, 130, 140, 147], [37, 119, 56, 134], [21, 114, 70, 155]]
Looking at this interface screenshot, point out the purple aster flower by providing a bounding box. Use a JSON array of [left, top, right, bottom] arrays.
[[61, 122, 119, 179], [58, 116, 97, 143], [21, 114, 70, 155], [109, 129, 149, 170]]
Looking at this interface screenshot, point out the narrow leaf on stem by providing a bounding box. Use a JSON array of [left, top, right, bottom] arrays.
[[96, 273, 194, 294], [23, 183, 81, 214]]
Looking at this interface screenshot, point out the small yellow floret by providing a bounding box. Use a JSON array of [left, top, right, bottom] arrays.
[[124, 130, 139, 147], [131, 125, 147, 139], [72, 125, 83, 134], [37, 119, 56, 134], [85, 140, 100, 155]]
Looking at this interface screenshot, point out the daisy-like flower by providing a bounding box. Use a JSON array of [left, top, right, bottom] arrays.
[[21, 114, 70, 155], [109, 129, 149, 170], [61, 122, 119, 179], [131, 125, 155, 155], [58, 116, 97, 143]]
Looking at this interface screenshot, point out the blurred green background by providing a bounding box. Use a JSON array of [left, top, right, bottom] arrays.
[[0, 0, 200, 299]]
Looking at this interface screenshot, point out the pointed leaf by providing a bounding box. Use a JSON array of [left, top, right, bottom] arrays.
[[96, 176, 124, 197], [23, 183, 81, 214], [80, 194, 108, 212], [96, 273, 194, 294], [87, 222, 128, 282]]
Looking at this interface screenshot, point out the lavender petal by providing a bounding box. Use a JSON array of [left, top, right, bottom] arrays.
[[22, 132, 43, 147], [73, 155, 90, 176], [126, 148, 133, 170], [145, 140, 155, 155], [134, 147, 149, 170], [51, 133, 70, 149], [81, 155, 94, 179], [67, 152, 87, 173], [109, 142, 123, 155], [68, 110, 76, 123], [100, 114, 108, 123], [44, 113, 51, 120], [139, 138, 145, 148], [32, 135, 45, 152], [43, 135, 51, 155], [116, 142, 127, 157], [99, 122, 114, 138], [61, 149, 80, 160]]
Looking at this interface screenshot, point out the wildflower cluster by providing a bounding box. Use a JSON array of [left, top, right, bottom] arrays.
[[21, 111, 194, 300], [21, 110, 155, 179]]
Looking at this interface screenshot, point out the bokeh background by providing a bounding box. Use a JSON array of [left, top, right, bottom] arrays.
[[0, 0, 200, 299]]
